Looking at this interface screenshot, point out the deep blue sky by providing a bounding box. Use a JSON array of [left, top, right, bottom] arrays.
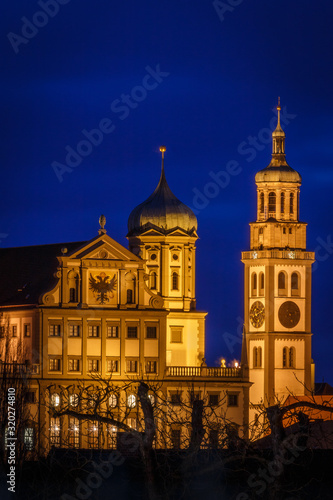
[[1, 1, 333, 382]]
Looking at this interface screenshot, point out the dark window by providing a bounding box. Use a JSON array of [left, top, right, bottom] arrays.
[[253, 347, 262, 368], [170, 393, 181, 406], [69, 287, 77, 302], [291, 273, 299, 290], [24, 324, 31, 337], [68, 325, 80, 337], [171, 429, 181, 449], [146, 326, 157, 339], [209, 394, 219, 406], [25, 391, 36, 404], [290, 193, 294, 214], [259, 227, 263, 235], [150, 272, 157, 290], [209, 429, 219, 448], [172, 272, 179, 290], [283, 227, 286, 234], [289, 228, 292, 234], [146, 361, 157, 373], [278, 272, 286, 289], [0, 326, 4, 338], [171, 328, 182, 343], [283, 347, 288, 368], [281, 192, 285, 213], [49, 358, 61, 371], [227, 394, 238, 407], [260, 273, 264, 290], [260, 192, 264, 213], [127, 289, 133, 304], [126, 360, 138, 373], [289, 347, 295, 368], [252, 273, 257, 292], [11, 325, 17, 337], [127, 326, 138, 338], [107, 325, 119, 338], [268, 192, 276, 212], [88, 325, 99, 337]]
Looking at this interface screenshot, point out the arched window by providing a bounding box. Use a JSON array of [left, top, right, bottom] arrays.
[[268, 192, 276, 213], [281, 192, 285, 214], [259, 272, 264, 296], [278, 271, 287, 293], [282, 347, 288, 368], [291, 272, 300, 296], [68, 270, 79, 302], [290, 193, 294, 214], [289, 347, 295, 368], [127, 289, 133, 304], [172, 272, 179, 291], [253, 346, 262, 368], [251, 273, 257, 296], [150, 272, 157, 290], [260, 192, 264, 214], [283, 347, 295, 368]]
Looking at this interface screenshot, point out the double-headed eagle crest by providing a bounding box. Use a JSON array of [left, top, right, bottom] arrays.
[[89, 272, 117, 304]]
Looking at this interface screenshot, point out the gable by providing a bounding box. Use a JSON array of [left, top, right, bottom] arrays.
[[67, 234, 142, 262]]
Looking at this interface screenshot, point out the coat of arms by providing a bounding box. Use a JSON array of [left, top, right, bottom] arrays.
[[89, 272, 117, 304]]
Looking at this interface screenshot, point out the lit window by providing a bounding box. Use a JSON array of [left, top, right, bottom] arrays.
[[126, 360, 138, 373], [88, 325, 100, 337], [68, 359, 80, 372], [107, 425, 118, 449], [68, 417, 79, 448], [68, 325, 80, 337], [88, 421, 99, 449], [127, 394, 136, 408], [49, 358, 61, 372], [107, 325, 119, 338], [146, 361, 157, 373], [51, 393, 60, 407], [49, 324, 61, 337], [146, 326, 157, 339], [50, 418, 61, 447], [148, 394, 155, 406], [88, 359, 99, 372], [24, 428, 34, 451], [69, 394, 79, 407], [107, 359, 119, 373], [24, 324, 31, 337], [109, 394, 117, 408]]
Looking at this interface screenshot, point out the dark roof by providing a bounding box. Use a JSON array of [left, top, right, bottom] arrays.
[[0, 241, 86, 306], [315, 382, 333, 395]]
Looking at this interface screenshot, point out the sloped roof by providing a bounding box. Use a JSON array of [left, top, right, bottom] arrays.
[[0, 241, 85, 306]]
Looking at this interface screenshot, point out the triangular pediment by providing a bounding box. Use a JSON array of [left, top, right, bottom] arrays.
[[67, 234, 142, 262]]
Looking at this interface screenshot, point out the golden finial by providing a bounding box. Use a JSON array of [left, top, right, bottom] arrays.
[[159, 145, 166, 159], [277, 97, 281, 126]]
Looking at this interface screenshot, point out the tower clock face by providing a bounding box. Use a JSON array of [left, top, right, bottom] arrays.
[[250, 301, 265, 328], [278, 301, 300, 328]]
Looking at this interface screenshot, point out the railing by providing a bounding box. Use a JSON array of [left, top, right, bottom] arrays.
[[242, 250, 315, 261], [0, 362, 40, 376], [165, 366, 243, 378]]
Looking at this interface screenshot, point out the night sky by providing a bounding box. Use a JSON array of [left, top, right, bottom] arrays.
[[1, 1, 333, 382]]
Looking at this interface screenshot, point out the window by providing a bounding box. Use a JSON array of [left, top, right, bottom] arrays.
[[25, 391, 36, 404], [281, 192, 285, 214], [146, 326, 157, 339], [268, 192, 276, 213], [172, 272, 179, 290], [109, 394, 117, 408], [171, 429, 181, 449], [290, 192, 294, 214], [209, 394, 219, 406], [127, 289, 133, 304], [50, 393, 60, 407], [150, 272, 157, 290], [0, 326, 4, 338], [170, 327, 182, 343], [107, 359, 119, 373], [107, 325, 119, 338], [68, 418, 79, 448], [291, 272, 299, 294], [68, 324, 80, 337], [127, 394, 136, 408], [126, 360, 138, 373], [50, 418, 61, 447], [24, 428, 34, 451], [69, 394, 79, 407], [68, 359, 80, 372], [49, 358, 61, 372], [289, 227, 292, 234], [88, 422, 99, 449], [227, 394, 238, 407], [253, 346, 262, 368], [88, 359, 99, 372], [127, 418, 137, 430], [69, 288, 77, 302], [88, 325, 100, 337], [148, 394, 155, 406], [146, 361, 157, 374], [259, 227, 263, 235], [127, 326, 138, 338], [170, 393, 181, 406], [49, 324, 61, 336], [278, 271, 286, 290], [283, 347, 295, 368], [283, 227, 286, 234], [259, 272, 264, 296], [251, 273, 257, 296], [24, 324, 31, 337], [260, 192, 264, 214], [107, 425, 118, 449], [11, 325, 17, 337]]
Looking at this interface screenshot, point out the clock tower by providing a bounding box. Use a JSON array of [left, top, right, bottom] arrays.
[[241, 101, 315, 422]]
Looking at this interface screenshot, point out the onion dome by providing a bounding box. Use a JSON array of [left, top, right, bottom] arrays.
[[255, 99, 301, 184], [128, 147, 197, 236]]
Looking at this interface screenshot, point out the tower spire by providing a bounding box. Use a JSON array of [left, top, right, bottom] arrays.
[[159, 145, 166, 176], [269, 98, 288, 167]]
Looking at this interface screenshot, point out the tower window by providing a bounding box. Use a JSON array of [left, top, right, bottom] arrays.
[[259, 272, 264, 296], [172, 272, 179, 291], [283, 347, 295, 368], [260, 192, 264, 214], [290, 193, 294, 214], [259, 227, 263, 235], [278, 271, 287, 294], [251, 272, 257, 296], [281, 192, 285, 214], [283, 227, 286, 234], [150, 272, 157, 290], [253, 346, 262, 368], [268, 192, 276, 213], [291, 272, 300, 296]]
